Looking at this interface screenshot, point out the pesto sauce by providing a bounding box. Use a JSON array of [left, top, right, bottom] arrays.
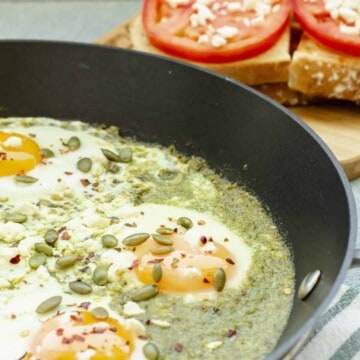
[[111, 152, 295, 359]]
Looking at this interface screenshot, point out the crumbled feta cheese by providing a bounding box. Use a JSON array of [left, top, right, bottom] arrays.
[[0, 222, 25, 243], [216, 25, 239, 39], [205, 341, 223, 350], [151, 319, 171, 328], [198, 34, 210, 44], [339, 23, 359, 35], [227, 2, 242, 11], [13, 203, 39, 217], [192, 3, 216, 25], [251, 15, 265, 25], [126, 318, 146, 336], [211, 34, 227, 47], [166, 0, 191, 8], [76, 349, 96, 360], [182, 266, 202, 277], [2, 136, 22, 148], [339, 7, 358, 23], [82, 212, 110, 229], [36, 265, 51, 282], [123, 301, 145, 316]]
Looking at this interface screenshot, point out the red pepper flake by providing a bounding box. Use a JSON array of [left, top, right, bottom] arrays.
[[180, 253, 186, 258], [61, 231, 71, 240], [138, 335, 148, 340], [128, 259, 139, 270], [87, 345, 97, 350], [58, 226, 67, 233], [70, 315, 83, 323], [227, 329, 237, 338], [225, 258, 235, 265], [203, 278, 210, 284], [199, 236, 207, 245], [10, 314, 16, 319], [80, 179, 91, 187], [114, 248, 122, 252], [0, 152, 7, 160], [64, 171, 73, 175], [109, 327, 117, 332], [56, 328, 64, 336], [9, 254, 21, 264], [73, 334, 85, 342], [147, 258, 164, 264], [79, 302, 91, 310], [79, 266, 89, 273], [62, 337, 73, 344], [145, 319, 151, 326], [92, 327, 106, 334], [87, 252, 95, 258], [174, 343, 183, 352], [173, 227, 178, 233]]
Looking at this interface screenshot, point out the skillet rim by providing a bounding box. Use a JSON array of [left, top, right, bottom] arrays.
[[0, 39, 357, 359]]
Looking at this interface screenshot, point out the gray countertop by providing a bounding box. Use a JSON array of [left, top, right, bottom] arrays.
[[0, 0, 359, 357]]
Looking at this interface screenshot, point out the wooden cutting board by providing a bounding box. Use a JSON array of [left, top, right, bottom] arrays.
[[95, 22, 360, 180]]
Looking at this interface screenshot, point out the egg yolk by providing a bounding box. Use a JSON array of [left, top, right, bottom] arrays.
[[0, 131, 41, 176], [25, 311, 134, 360], [135, 233, 236, 293]]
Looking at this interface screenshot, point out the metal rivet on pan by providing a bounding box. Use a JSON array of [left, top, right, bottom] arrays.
[[298, 269, 321, 300]]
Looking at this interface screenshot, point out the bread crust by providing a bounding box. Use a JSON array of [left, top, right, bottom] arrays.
[[289, 34, 360, 104], [129, 15, 291, 86]]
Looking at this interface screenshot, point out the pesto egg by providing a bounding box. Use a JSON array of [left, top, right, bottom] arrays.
[[0, 118, 294, 360]]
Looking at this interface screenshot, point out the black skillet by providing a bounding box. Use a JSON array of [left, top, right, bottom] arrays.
[[0, 41, 358, 359]]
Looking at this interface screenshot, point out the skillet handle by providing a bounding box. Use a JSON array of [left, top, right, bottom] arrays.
[[351, 249, 360, 268]]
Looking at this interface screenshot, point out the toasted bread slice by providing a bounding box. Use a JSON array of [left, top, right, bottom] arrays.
[[95, 16, 309, 105], [289, 34, 360, 104], [129, 15, 290, 86]]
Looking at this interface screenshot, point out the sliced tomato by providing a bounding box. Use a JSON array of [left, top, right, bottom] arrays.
[[142, 0, 291, 63], [292, 0, 360, 56]]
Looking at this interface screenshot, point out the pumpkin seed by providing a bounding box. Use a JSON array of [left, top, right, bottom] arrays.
[[36, 295, 62, 314], [119, 147, 133, 163], [143, 343, 160, 360], [69, 280, 92, 294], [4, 212, 27, 223], [101, 148, 121, 162], [39, 148, 55, 159], [44, 229, 58, 245], [34, 243, 53, 257], [150, 246, 174, 255], [155, 227, 174, 235], [92, 264, 109, 286], [66, 136, 81, 151], [91, 306, 109, 319], [77, 157, 92, 173], [177, 217, 193, 229], [101, 234, 118, 248], [56, 254, 78, 269], [131, 285, 158, 302], [14, 175, 38, 184], [152, 263, 163, 283], [29, 252, 47, 269], [214, 268, 226, 292], [122, 232, 150, 246], [152, 233, 173, 246]]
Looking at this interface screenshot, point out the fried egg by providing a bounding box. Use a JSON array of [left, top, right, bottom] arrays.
[[0, 118, 256, 360]]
